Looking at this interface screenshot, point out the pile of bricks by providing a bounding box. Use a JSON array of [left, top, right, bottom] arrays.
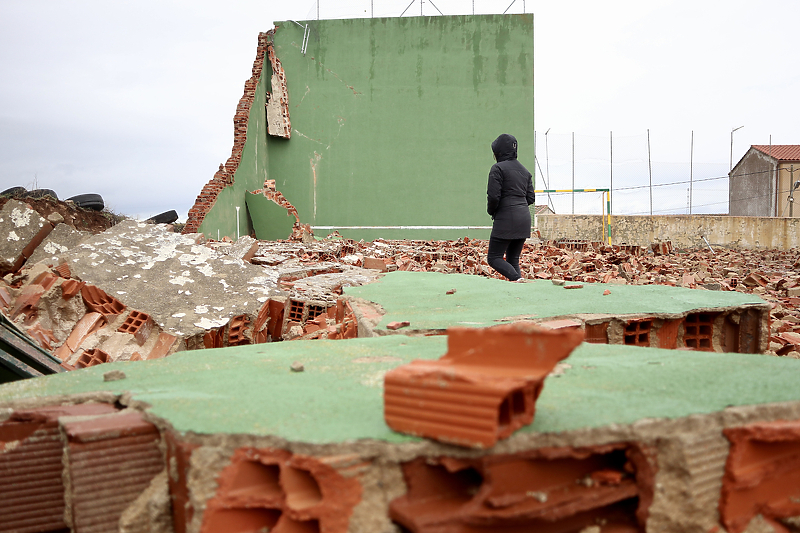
[[251, 236, 800, 356]]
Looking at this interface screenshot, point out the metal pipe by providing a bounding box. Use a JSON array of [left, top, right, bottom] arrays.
[[702, 235, 715, 254], [730, 125, 744, 172], [647, 128, 653, 216], [689, 130, 693, 214]]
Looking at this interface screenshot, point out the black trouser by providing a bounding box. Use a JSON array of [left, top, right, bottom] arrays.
[[487, 237, 525, 281]]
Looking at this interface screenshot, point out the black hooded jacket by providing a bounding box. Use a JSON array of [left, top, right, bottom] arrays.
[[487, 134, 535, 240]]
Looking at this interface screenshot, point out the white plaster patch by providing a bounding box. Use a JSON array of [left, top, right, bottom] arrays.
[[169, 274, 195, 286], [133, 274, 141, 278], [117, 291, 126, 295], [11, 207, 32, 227], [194, 317, 228, 329], [43, 242, 68, 254], [196, 264, 214, 277], [172, 312, 186, 318], [219, 279, 229, 290], [257, 297, 268, 303], [213, 306, 225, 311], [7, 231, 19, 242], [194, 305, 208, 314]]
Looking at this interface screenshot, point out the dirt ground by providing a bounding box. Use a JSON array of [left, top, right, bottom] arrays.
[[0, 195, 124, 234]]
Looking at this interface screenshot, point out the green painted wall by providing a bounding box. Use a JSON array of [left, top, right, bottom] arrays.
[[201, 15, 534, 241]]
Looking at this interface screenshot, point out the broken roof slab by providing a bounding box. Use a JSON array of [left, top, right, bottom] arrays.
[[345, 270, 767, 330], [57, 220, 281, 337], [2, 336, 800, 445]]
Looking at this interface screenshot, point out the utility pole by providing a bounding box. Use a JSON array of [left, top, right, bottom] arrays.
[[730, 125, 744, 172]]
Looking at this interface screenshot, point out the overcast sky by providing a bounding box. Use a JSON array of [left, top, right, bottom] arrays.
[[1, 0, 798, 220]]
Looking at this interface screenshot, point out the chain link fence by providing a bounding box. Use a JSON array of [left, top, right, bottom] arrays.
[[533, 132, 730, 216]]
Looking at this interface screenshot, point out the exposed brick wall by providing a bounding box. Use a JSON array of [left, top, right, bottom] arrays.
[[184, 31, 271, 235]]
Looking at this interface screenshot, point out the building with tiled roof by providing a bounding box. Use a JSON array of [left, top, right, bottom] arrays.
[[729, 145, 800, 217]]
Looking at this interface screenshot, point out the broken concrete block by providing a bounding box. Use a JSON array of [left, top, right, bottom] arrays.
[[26, 223, 90, 266], [384, 323, 585, 448], [59, 220, 279, 340], [0, 199, 52, 274]]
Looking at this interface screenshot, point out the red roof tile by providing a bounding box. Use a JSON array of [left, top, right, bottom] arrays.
[[752, 145, 800, 161]]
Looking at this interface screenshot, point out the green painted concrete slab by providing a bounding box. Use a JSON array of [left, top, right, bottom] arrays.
[[2, 335, 799, 445], [246, 191, 295, 241], [345, 271, 766, 330]]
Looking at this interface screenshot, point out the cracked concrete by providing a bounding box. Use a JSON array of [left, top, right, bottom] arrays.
[[58, 220, 281, 338]]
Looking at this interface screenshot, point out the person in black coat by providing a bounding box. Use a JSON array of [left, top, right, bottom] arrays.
[[486, 133, 535, 281]]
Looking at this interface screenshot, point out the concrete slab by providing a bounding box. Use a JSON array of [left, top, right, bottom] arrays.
[[344, 272, 770, 353], [57, 220, 282, 338], [0, 199, 51, 274], [2, 336, 800, 444], [26, 223, 90, 266], [345, 272, 767, 331]]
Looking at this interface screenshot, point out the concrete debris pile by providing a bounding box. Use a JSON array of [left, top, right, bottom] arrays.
[[0, 201, 382, 376], [255, 235, 800, 355], [4, 192, 800, 372]]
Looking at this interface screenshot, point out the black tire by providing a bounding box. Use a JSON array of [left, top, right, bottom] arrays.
[[66, 193, 104, 211], [1, 186, 26, 198], [25, 189, 58, 200], [146, 210, 178, 224]]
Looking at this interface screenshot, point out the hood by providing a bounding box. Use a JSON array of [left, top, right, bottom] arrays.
[[491, 134, 518, 162]]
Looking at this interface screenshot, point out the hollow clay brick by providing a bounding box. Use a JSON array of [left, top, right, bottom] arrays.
[[62, 411, 164, 533], [27, 323, 58, 350], [80, 284, 126, 316], [720, 419, 800, 533], [56, 311, 106, 360], [9, 283, 44, 322], [384, 323, 585, 448], [0, 403, 118, 533], [60, 278, 85, 299], [227, 314, 252, 346], [683, 312, 717, 351], [363, 257, 388, 272], [585, 322, 610, 344], [117, 309, 155, 346], [75, 348, 110, 368], [0, 284, 10, 309], [200, 447, 362, 533], [146, 332, 178, 360], [389, 442, 655, 532], [53, 262, 71, 278]]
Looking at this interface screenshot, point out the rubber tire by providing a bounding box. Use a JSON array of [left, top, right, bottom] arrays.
[[1, 186, 27, 198], [66, 193, 104, 211], [146, 210, 178, 224], [25, 189, 58, 200]]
